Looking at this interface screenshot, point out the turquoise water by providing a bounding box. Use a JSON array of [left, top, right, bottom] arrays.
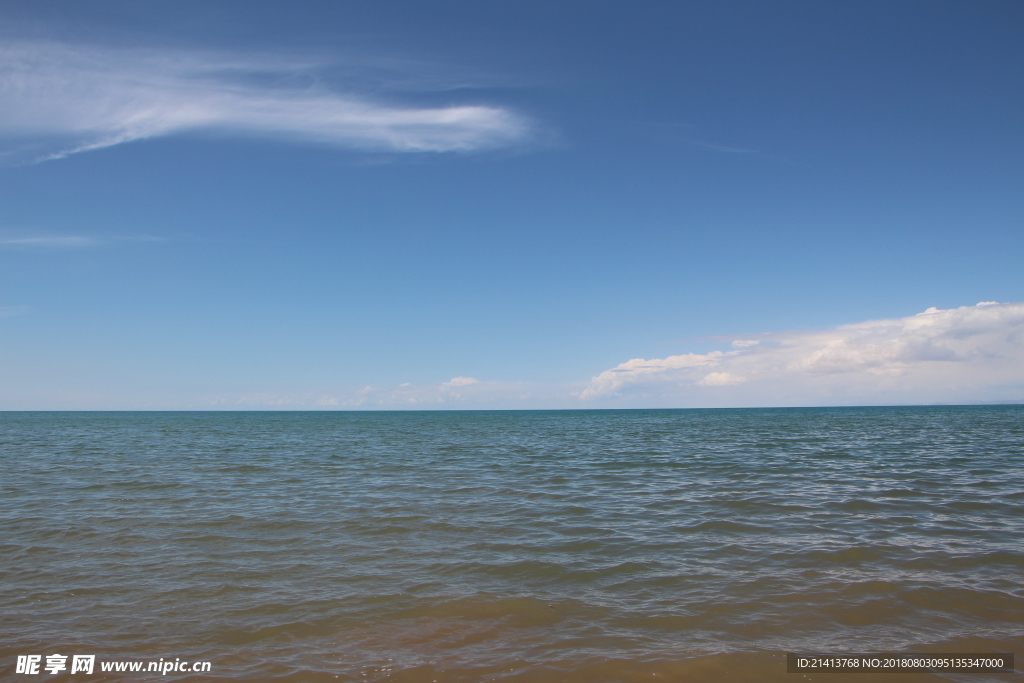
[[2, 407, 1022, 681]]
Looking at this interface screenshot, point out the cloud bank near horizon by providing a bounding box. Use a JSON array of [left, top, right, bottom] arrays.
[[197, 376, 555, 411], [4, 303, 1021, 410], [580, 301, 1024, 406], [0, 41, 532, 161], [198, 302, 1024, 410]]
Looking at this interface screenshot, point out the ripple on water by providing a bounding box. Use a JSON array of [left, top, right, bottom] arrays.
[[1, 407, 1022, 681]]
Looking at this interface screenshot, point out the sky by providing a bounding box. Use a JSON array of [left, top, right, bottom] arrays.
[[0, 0, 1022, 409]]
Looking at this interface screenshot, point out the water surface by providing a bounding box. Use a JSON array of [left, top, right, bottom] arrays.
[[2, 407, 1022, 681]]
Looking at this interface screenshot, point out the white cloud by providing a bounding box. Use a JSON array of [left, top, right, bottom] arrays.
[[0, 41, 532, 161], [442, 376, 479, 388], [0, 236, 94, 247], [0, 234, 165, 248], [198, 377, 573, 410], [580, 302, 1024, 405], [9, 302, 1018, 410], [697, 371, 746, 387]]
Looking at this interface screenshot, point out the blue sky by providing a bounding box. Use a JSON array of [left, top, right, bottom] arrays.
[[1, 0, 1022, 409]]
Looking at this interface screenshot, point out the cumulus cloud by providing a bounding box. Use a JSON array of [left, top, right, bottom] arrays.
[[441, 376, 479, 388], [0, 41, 532, 161], [697, 371, 746, 387], [580, 302, 1024, 405]]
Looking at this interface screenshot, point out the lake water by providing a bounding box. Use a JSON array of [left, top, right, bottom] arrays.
[[2, 407, 1022, 682]]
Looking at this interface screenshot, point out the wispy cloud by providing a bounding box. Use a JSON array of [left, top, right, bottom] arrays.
[[209, 377, 570, 410], [343, 377, 495, 407], [640, 122, 758, 154], [580, 302, 1024, 405], [0, 305, 28, 317], [0, 234, 163, 248], [0, 41, 533, 161], [0, 236, 95, 247], [691, 141, 758, 154]]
